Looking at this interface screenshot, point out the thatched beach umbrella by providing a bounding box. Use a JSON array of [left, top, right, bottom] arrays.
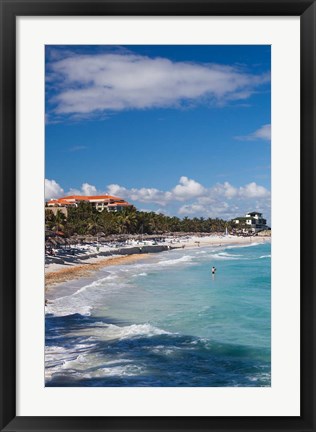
[[54, 237, 63, 246], [45, 229, 55, 238], [47, 237, 58, 247], [84, 235, 93, 243]]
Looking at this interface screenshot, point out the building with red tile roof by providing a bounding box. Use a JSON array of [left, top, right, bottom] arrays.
[[47, 194, 132, 212]]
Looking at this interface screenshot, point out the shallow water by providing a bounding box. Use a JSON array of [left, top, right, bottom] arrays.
[[45, 241, 271, 387]]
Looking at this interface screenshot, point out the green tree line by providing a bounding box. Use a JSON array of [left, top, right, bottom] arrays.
[[45, 202, 233, 237]]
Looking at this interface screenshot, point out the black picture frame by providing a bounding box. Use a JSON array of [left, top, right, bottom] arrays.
[[0, 1, 315, 431]]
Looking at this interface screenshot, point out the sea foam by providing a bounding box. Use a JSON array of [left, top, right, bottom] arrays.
[[157, 255, 194, 266]]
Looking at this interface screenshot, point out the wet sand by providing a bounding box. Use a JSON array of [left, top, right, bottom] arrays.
[[45, 253, 150, 289]]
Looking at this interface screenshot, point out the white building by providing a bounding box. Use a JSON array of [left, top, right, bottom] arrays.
[[232, 211, 268, 233]]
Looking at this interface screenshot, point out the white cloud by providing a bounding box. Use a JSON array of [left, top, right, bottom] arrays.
[[106, 184, 128, 197], [209, 181, 270, 200], [47, 52, 269, 117], [45, 177, 270, 222], [45, 179, 64, 200], [178, 181, 270, 218], [179, 194, 251, 219], [239, 182, 270, 198], [107, 183, 168, 205], [178, 204, 206, 215], [171, 176, 206, 201], [66, 188, 81, 196], [81, 182, 98, 196], [105, 178, 270, 220], [253, 124, 271, 140], [107, 177, 206, 205], [68, 145, 87, 152], [236, 124, 271, 141], [212, 181, 238, 199], [67, 183, 98, 196]]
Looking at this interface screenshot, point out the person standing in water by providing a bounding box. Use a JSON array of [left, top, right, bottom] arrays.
[[211, 266, 216, 275]]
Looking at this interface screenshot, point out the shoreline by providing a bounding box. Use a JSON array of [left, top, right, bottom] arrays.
[[45, 253, 151, 290], [45, 234, 271, 387], [45, 235, 270, 290]]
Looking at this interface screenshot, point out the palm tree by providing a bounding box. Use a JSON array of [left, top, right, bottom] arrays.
[[86, 213, 102, 235], [47, 202, 231, 237], [53, 210, 66, 234], [181, 216, 191, 232], [45, 209, 56, 231], [116, 210, 137, 234]]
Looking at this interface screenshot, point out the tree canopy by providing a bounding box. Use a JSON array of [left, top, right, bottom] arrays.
[[45, 203, 232, 237]]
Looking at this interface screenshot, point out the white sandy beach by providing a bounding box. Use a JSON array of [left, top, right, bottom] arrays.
[[45, 234, 270, 289]]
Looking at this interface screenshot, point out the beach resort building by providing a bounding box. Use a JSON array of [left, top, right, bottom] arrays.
[[232, 211, 268, 233], [46, 195, 132, 212]]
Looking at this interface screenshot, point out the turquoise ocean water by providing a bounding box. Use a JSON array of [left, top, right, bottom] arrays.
[[45, 241, 271, 387]]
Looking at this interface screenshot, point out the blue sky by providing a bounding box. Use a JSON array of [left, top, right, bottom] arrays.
[[45, 45, 271, 223]]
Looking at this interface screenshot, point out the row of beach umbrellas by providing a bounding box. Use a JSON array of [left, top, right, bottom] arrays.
[[45, 230, 228, 248]]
